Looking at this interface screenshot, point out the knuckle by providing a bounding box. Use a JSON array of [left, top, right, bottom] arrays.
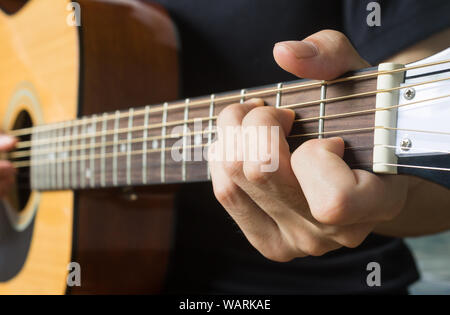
[[296, 235, 329, 257], [254, 236, 299, 263], [259, 245, 296, 263], [243, 162, 273, 185], [292, 139, 320, 162], [311, 190, 350, 225], [299, 139, 321, 154], [287, 230, 328, 257], [320, 29, 350, 47], [242, 106, 277, 127], [336, 231, 367, 249], [248, 105, 273, 116], [331, 30, 349, 43], [341, 236, 365, 249], [223, 160, 243, 178], [217, 103, 245, 126], [213, 182, 238, 207]]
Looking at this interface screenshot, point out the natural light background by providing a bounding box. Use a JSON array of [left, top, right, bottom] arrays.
[[407, 231, 450, 295]]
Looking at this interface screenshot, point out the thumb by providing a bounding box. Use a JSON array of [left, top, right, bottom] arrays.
[[273, 30, 370, 80]]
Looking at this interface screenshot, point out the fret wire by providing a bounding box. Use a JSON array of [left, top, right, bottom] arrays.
[[276, 83, 283, 108], [46, 129, 51, 188], [100, 112, 107, 187], [15, 75, 450, 150], [50, 128, 56, 189], [80, 117, 87, 189], [12, 90, 450, 177], [126, 108, 134, 185], [35, 149, 450, 186], [142, 105, 150, 184], [240, 89, 247, 104], [43, 130, 48, 189], [161, 102, 168, 183], [10, 126, 385, 169], [11, 125, 422, 169], [37, 131, 43, 189], [42, 130, 47, 189], [10, 59, 450, 139], [282, 77, 450, 110], [182, 99, 190, 182], [18, 130, 215, 167], [11, 91, 450, 162], [89, 115, 97, 188], [16, 125, 216, 160], [17, 114, 216, 149], [113, 110, 120, 186], [292, 93, 450, 122], [56, 124, 64, 188], [318, 81, 327, 139], [64, 121, 71, 189], [37, 130, 42, 188], [71, 123, 78, 188], [42, 131, 46, 189], [30, 130, 37, 189], [207, 94, 215, 180], [15, 114, 450, 173]]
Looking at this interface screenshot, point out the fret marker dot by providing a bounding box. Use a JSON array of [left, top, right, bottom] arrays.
[[86, 169, 91, 179], [120, 144, 126, 152], [152, 140, 159, 149]]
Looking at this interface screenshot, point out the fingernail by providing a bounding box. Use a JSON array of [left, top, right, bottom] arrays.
[[0, 135, 15, 147], [275, 41, 318, 59], [245, 98, 264, 106], [281, 108, 296, 118]]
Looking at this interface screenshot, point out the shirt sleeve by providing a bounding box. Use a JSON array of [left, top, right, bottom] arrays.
[[342, 0, 450, 65]]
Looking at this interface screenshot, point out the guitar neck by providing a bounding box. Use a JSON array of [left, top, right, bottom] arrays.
[[24, 68, 379, 191]]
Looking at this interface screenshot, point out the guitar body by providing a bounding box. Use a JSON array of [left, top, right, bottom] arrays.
[[0, 0, 179, 294]]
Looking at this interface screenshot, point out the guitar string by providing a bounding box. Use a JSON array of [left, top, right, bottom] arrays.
[[14, 150, 450, 191], [287, 126, 450, 139], [8, 92, 450, 160], [15, 143, 450, 173], [14, 146, 450, 190], [11, 128, 216, 159], [10, 126, 450, 169], [295, 94, 450, 123], [373, 163, 450, 172], [14, 161, 450, 190], [12, 76, 450, 150], [9, 59, 450, 138], [371, 144, 449, 155], [351, 163, 450, 173]]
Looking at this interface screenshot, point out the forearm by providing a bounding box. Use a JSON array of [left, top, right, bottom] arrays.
[[374, 177, 450, 237]]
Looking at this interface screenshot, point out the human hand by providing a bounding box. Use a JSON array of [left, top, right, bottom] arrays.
[[0, 134, 17, 198], [208, 30, 409, 261]]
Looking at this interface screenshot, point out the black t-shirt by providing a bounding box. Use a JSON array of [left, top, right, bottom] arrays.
[[148, 0, 450, 294]]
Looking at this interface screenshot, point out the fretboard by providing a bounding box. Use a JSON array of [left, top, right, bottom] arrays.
[[20, 69, 378, 191]]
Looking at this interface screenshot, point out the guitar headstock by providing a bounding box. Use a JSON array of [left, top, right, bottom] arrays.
[[394, 48, 450, 188]]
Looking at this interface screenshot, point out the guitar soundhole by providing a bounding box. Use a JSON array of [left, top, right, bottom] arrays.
[[0, 0, 29, 15], [10, 110, 32, 213]]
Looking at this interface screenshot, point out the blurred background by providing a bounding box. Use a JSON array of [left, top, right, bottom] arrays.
[[407, 231, 450, 295]]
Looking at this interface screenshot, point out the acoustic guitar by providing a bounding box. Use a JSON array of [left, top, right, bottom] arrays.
[[0, 0, 448, 294]]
